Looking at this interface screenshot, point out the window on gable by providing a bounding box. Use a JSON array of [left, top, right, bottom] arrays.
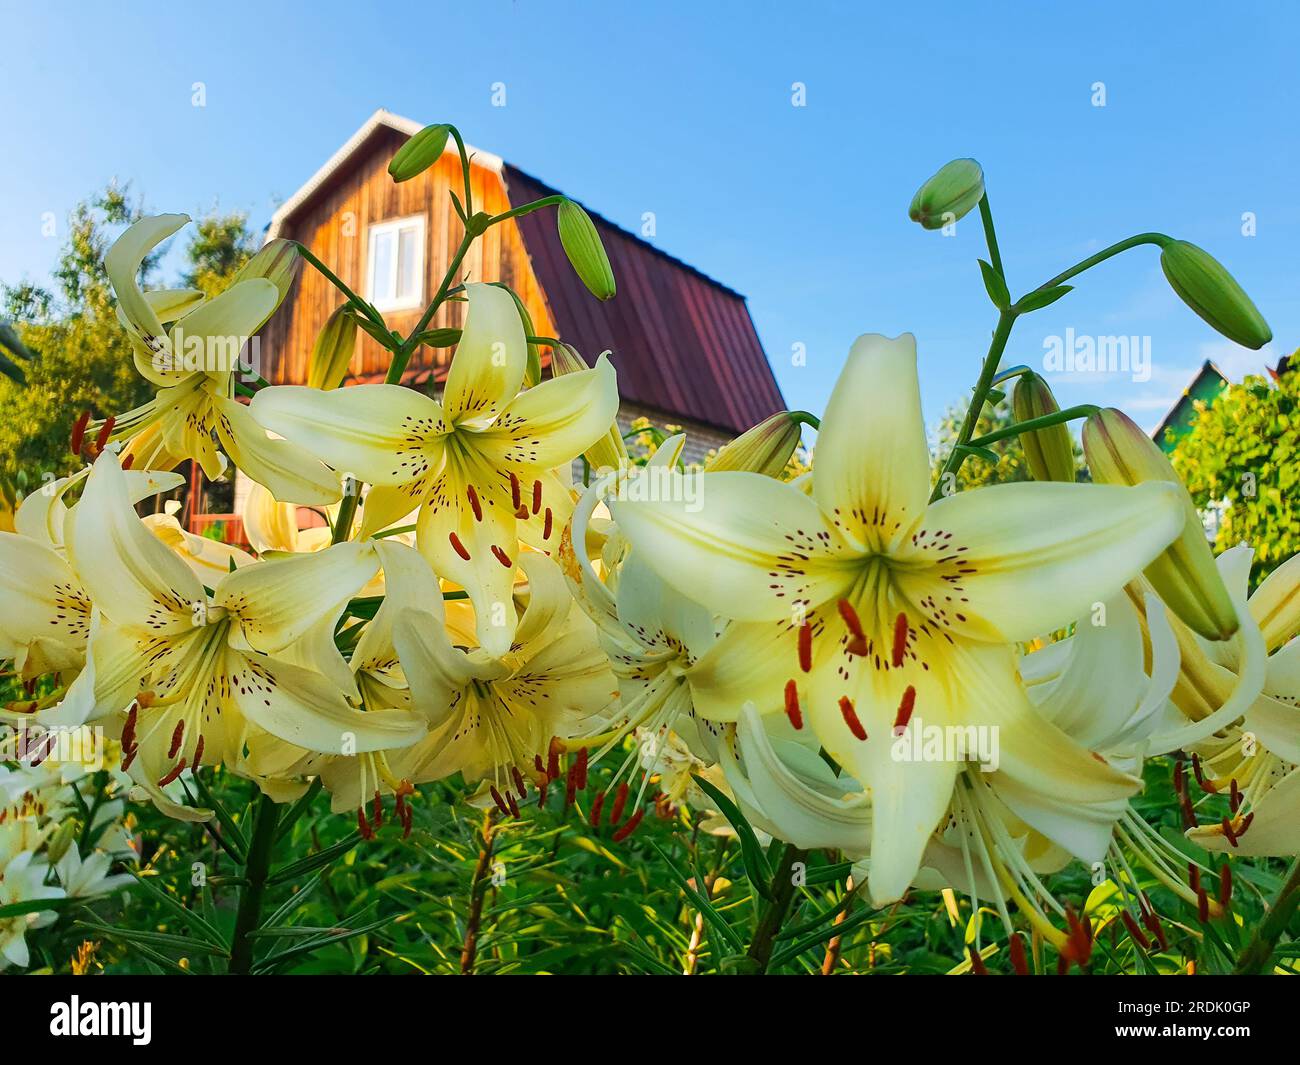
[[366, 214, 425, 311]]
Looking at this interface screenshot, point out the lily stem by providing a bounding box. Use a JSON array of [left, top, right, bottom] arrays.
[[746, 843, 808, 973], [460, 808, 498, 975], [1234, 857, 1300, 974], [228, 791, 281, 975]]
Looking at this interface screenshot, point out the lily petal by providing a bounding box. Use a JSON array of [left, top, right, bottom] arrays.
[[212, 393, 342, 506], [442, 283, 527, 426]]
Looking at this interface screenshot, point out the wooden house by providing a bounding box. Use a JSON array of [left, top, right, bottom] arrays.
[[188, 109, 785, 539]]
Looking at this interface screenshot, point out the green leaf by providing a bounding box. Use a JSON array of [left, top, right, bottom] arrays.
[[1015, 284, 1073, 313], [690, 773, 773, 899], [648, 842, 744, 953], [978, 259, 1010, 310], [267, 832, 363, 886], [956, 443, 1000, 464], [274, 776, 324, 844], [0, 896, 76, 919], [189, 771, 247, 860], [253, 915, 396, 972], [127, 872, 225, 946], [76, 919, 230, 958]]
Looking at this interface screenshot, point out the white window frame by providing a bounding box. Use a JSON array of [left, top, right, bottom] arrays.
[[365, 214, 426, 312]]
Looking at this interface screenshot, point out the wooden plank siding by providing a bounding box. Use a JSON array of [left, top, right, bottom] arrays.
[[260, 127, 556, 387]]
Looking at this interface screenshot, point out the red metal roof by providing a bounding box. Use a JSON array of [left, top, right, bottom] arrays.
[[503, 165, 785, 436]]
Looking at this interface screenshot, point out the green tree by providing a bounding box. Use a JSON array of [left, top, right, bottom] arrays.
[[931, 394, 1031, 490], [184, 210, 257, 298], [1169, 363, 1300, 575]]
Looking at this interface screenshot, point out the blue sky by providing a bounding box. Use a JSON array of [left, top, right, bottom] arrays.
[[4, 0, 1297, 432]]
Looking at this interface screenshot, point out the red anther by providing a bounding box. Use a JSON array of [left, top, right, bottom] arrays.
[[564, 762, 577, 810], [1063, 905, 1093, 967], [1188, 863, 1201, 895], [838, 695, 867, 741], [491, 545, 512, 568], [1239, 812, 1254, 836], [515, 504, 529, 519], [1141, 909, 1169, 951], [167, 719, 185, 759], [532, 479, 542, 515], [1056, 954, 1070, 975], [1221, 816, 1239, 848], [1173, 758, 1185, 795], [547, 739, 560, 781], [489, 784, 510, 815], [537, 777, 549, 807], [400, 804, 413, 839], [533, 754, 546, 776], [1179, 790, 1197, 831], [192, 734, 204, 766], [610, 782, 629, 825], [449, 532, 471, 560], [511, 765, 527, 800], [120, 452, 135, 471], [891, 612, 909, 668], [590, 790, 606, 827], [121, 703, 139, 753], [1218, 864, 1232, 908], [612, 807, 644, 842], [373, 791, 384, 827], [1196, 888, 1210, 923], [357, 807, 374, 840], [1229, 778, 1241, 813], [797, 623, 813, 673], [506, 790, 521, 819], [93, 416, 115, 453], [1120, 910, 1151, 950], [543, 507, 553, 541], [1192, 753, 1217, 793], [893, 686, 916, 734], [69, 410, 91, 456], [121, 747, 137, 772], [967, 945, 988, 975], [466, 484, 483, 522], [783, 679, 803, 730], [1008, 933, 1029, 975], [395, 792, 407, 820], [837, 599, 865, 641], [575, 747, 588, 791], [157, 759, 187, 787], [510, 472, 522, 510]]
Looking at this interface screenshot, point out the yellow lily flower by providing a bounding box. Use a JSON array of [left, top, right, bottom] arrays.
[[610, 332, 1186, 904], [99, 215, 341, 505], [40, 453, 424, 820], [388, 552, 618, 806], [250, 283, 619, 656]]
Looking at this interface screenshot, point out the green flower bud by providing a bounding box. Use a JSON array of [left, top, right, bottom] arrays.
[[45, 818, 79, 864], [705, 412, 804, 478], [388, 123, 451, 183], [307, 304, 358, 391], [1083, 407, 1237, 640], [1011, 373, 1075, 482], [908, 159, 984, 230], [233, 238, 300, 306], [551, 343, 626, 471], [557, 200, 616, 301], [1160, 240, 1271, 350]]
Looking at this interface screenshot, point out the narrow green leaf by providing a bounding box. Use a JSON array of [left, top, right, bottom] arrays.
[[1015, 284, 1073, 313], [648, 842, 743, 953], [978, 259, 1010, 310], [267, 832, 362, 886], [690, 773, 772, 899], [76, 919, 230, 957], [127, 872, 225, 946]]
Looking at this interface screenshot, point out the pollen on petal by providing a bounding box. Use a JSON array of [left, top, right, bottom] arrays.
[[449, 532, 471, 560], [783, 679, 803, 730], [891, 612, 909, 669], [466, 484, 483, 522], [491, 545, 513, 568], [893, 686, 916, 734], [798, 623, 813, 673]]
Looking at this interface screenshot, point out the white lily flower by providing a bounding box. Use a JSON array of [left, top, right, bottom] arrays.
[[0, 851, 63, 971], [41, 452, 424, 820], [54, 848, 134, 899], [611, 332, 1185, 904], [99, 215, 341, 505], [251, 283, 619, 656]]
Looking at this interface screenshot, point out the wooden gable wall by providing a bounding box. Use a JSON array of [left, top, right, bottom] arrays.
[[261, 127, 556, 385]]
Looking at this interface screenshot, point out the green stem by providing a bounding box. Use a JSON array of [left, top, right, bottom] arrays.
[[930, 309, 1017, 502], [967, 403, 1099, 448], [387, 232, 474, 384], [331, 487, 360, 544], [488, 194, 566, 227], [978, 195, 1004, 279], [1234, 857, 1300, 974], [294, 243, 384, 327], [746, 843, 808, 973], [227, 792, 281, 975], [1018, 232, 1168, 305]]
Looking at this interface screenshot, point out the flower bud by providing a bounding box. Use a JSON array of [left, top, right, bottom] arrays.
[[388, 123, 451, 183], [234, 238, 300, 305], [307, 304, 358, 391], [45, 818, 79, 864], [1012, 373, 1075, 482], [1160, 240, 1271, 350], [908, 159, 984, 230], [705, 412, 803, 478], [551, 343, 626, 471], [557, 200, 616, 301], [1083, 407, 1237, 640]]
